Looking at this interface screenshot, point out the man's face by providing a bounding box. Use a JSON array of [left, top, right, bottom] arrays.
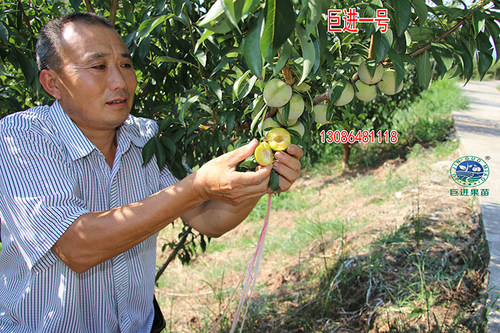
[[54, 22, 137, 133]]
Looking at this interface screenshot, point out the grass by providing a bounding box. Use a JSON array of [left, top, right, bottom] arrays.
[[154, 78, 491, 332]]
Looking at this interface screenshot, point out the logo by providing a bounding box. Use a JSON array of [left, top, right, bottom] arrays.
[[450, 156, 489, 187]]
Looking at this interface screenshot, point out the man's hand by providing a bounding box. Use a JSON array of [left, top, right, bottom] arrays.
[[192, 139, 272, 206], [192, 140, 304, 205], [271, 144, 304, 192], [182, 141, 303, 237]]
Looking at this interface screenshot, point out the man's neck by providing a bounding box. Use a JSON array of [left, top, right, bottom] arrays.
[[80, 126, 118, 168]]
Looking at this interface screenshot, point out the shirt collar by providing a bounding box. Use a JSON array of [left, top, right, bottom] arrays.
[[47, 100, 152, 162], [48, 100, 96, 161]]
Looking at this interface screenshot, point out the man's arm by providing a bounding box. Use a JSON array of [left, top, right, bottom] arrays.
[[53, 140, 301, 273]]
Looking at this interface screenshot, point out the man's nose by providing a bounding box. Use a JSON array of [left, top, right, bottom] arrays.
[[108, 65, 127, 91]]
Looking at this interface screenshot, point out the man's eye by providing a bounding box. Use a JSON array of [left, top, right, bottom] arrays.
[[122, 63, 133, 69], [92, 64, 106, 70]]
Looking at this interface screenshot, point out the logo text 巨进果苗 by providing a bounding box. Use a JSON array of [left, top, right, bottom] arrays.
[[450, 156, 490, 197]]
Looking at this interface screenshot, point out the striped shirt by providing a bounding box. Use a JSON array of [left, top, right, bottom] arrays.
[[0, 101, 180, 332]]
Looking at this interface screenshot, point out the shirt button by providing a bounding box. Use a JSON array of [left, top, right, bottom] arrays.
[[118, 284, 125, 291]]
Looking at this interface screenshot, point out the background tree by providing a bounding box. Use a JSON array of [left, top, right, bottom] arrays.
[[0, 0, 498, 276]]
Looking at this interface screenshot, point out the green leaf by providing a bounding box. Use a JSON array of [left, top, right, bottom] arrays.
[[243, 20, 263, 77], [372, 29, 392, 63], [388, 49, 405, 89], [296, 24, 315, 85], [194, 51, 207, 67], [171, 0, 186, 16], [250, 102, 267, 134], [486, 19, 500, 63], [194, 29, 215, 53], [476, 31, 493, 54], [0, 22, 9, 44], [249, 96, 265, 117], [233, 70, 258, 100], [69, 0, 82, 10], [305, 0, 330, 33], [273, 0, 296, 51], [260, 0, 296, 58], [155, 137, 167, 169], [210, 57, 236, 76], [472, 10, 486, 37], [477, 51, 493, 80], [430, 44, 453, 78], [198, 0, 225, 27], [179, 95, 200, 124], [160, 136, 176, 157], [393, 0, 411, 36], [260, 0, 276, 59], [17, 51, 36, 86], [274, 39, 292, 76], [409, 0, 428, 27], [242, 0, 261, 17], [458, 43, 473, 82], [154, 56, 195, 66], [142, 138, 157, 166], [415, 51, 432, 88], [137, 14, 173, 43], [269, 169, 280, 193], [236, 155, 259, 171], [205, 79, 223, 102], [233, 70, 251, 100], [221, 0, 242, 33]]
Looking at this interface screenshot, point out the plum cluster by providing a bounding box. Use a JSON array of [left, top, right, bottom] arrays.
[[314, 60, 403, 124], [260, 78, 306, 138]]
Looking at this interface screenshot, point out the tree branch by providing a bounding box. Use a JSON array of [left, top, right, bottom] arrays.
[[83, 0, 95, 13], [410, 0, 491, 58], [109, 0, 119, 25], [155, 227, 192, 282]]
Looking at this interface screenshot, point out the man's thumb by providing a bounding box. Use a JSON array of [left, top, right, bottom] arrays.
[[227, 139, 258, 165]]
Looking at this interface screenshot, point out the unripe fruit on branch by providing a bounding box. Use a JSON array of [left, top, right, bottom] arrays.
[[293, 82, 311, 92], [377, 69, 404, 95], [276, 110, 298, 126], [260, 117, 280, 134], [312, 104, 328, 124], [267, 128, 291, 152], [354, 80, 377, 102], [276, 93, 304, 126], [288, 94, 305, 118], [333, 82, 355, 106], [287, 121, 305, 137], [358, 60, 384, 85], [263, 78, 292, 107]]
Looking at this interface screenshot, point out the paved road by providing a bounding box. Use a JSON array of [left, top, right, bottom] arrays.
[[453, 80, 500, 332]]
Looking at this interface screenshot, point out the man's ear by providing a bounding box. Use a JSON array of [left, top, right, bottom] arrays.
[[39, 69, 62, 99]]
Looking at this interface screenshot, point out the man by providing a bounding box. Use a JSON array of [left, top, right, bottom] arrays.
[[0, 13, 303, 333]]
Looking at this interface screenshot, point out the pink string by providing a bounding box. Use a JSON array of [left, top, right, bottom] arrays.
[[229, 193, 272, 333]]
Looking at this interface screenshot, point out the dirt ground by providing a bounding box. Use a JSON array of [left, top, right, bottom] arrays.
[[155, 140, 489, 332]]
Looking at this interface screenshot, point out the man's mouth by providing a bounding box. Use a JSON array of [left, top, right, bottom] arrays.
[[106, 99, 127, 105]]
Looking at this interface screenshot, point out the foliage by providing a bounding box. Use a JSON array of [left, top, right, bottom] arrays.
[[0, 0, 498, 270]]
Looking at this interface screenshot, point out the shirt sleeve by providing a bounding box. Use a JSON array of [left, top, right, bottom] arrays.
[[0, 124, 89, 271]]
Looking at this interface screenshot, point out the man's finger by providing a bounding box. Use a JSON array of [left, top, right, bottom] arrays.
[[224, 139, 259, 166], [236, 164, 272, 185], [286, 144, 304, 160]]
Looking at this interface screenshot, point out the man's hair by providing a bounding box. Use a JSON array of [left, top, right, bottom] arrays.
[[36, 13, 114, 72]]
